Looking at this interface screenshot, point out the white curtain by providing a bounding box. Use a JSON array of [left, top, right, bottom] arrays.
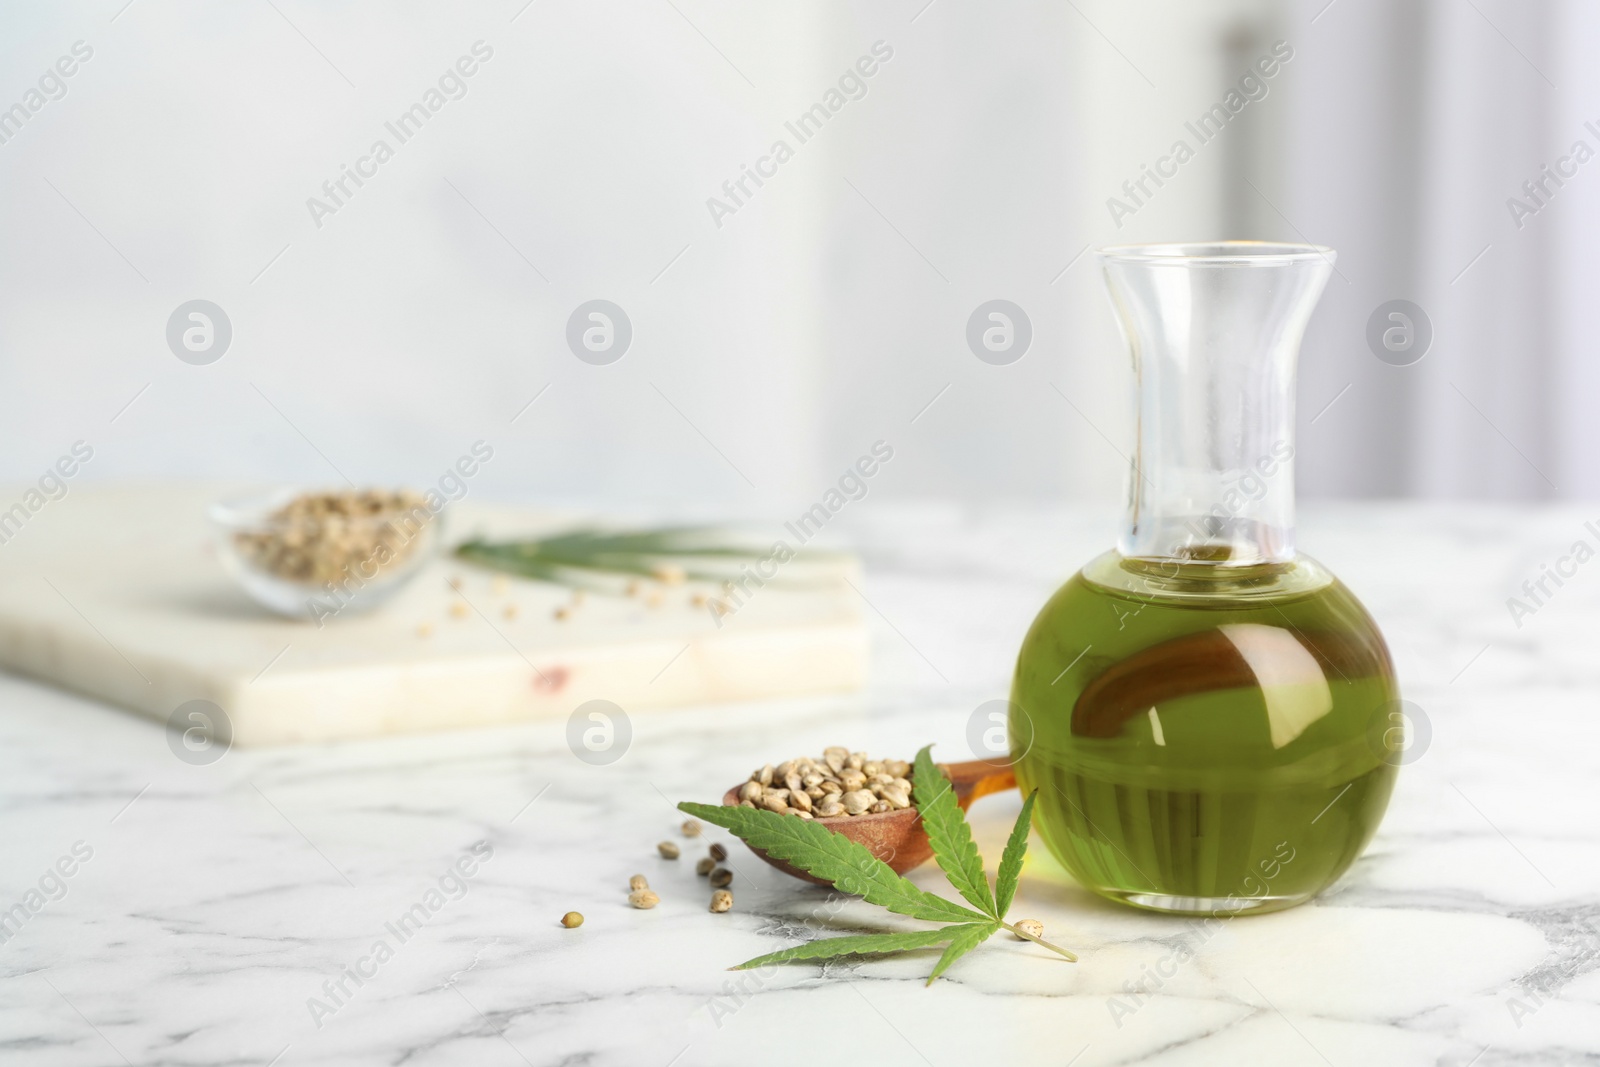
[[1290, 0, 1594, 499]]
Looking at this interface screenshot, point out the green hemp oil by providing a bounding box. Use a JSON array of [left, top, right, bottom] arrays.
[[1011, 553, 1398, 914]]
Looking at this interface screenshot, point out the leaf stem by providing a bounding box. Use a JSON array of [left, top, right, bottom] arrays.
[[1001, 922, 1079, 962]]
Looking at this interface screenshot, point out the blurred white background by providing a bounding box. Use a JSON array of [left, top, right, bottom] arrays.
[[1, 0, 1595, 516]]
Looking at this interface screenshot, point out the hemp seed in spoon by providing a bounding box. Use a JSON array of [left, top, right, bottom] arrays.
[[729, 748, 913, 819]]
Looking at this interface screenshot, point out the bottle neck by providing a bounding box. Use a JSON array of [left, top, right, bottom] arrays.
[[1101, 247, 1332, 566], [1123, 356, 1299, 566]]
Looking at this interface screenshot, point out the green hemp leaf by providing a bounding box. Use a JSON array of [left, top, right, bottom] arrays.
[[911, 744, 997, 915], [456, 527, 849, 590], [679, 745, 1076, 983]]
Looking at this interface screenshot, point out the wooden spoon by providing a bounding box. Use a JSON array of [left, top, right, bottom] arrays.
[[721, 760, 1015, 885]]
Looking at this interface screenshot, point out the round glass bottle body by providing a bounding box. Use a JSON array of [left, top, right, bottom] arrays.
[[1011, 552, 1398, 914]]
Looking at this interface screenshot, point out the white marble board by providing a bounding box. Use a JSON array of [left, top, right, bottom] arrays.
[[0, 487, 867, 745]]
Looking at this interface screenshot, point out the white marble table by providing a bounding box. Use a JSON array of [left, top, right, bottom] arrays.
[[1, 502, 1596, 1066]]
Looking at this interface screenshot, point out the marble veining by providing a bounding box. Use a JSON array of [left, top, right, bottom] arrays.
[[0, 502, 1596, 1066]]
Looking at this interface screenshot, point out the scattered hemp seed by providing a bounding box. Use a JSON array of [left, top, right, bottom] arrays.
[[447, 575, 463, 590], [709, 867, 733, 889], [449, 601, 470, 619], [627, 888, 659, 909], [709, 889, 733, 913], [681, 819, 701, 838], [1013, 919, 1045, 940], [554, 606, 572, 622], [696, 857, 715, 876], [561, 911, 584, 928], [570, 590, 587, 607], [657, 841, 680, 860], [652, 564, 686, 585], [645, 591, 664, 608], [502, 604, 519, 620], [416, 622, 433, 637], [629, 874, 649, 892], [491, 574, 509, 595], [691, 592, 708, 607], [709, 843, 727, 862], [626, 580, 642, 597]]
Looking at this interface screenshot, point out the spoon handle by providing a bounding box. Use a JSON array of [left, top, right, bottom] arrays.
[[938, 759, 1016, 809]]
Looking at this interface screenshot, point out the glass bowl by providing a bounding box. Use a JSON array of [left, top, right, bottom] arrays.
[[210, 488, 446, 621]]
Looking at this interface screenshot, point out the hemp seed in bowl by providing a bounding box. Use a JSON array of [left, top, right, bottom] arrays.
[[211, 488, 445, 620]]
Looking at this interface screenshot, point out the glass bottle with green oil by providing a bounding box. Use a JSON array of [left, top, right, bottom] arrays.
[[1011, 242, 1402, 916]]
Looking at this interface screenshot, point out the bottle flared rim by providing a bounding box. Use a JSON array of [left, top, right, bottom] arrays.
[[1097, 240, 1336, 265]]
